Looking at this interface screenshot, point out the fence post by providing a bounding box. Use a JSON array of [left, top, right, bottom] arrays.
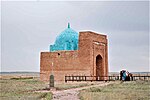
[[117, 76, 119, 80], [72, 75, 74, 82], [65, 76, 67, 83], [79, 76, 81, 81]]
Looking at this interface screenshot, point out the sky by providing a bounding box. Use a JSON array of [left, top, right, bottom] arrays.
[[1, 1, 149, 72]]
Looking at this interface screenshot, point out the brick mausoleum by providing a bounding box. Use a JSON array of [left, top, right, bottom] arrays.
[[40, 23, 108, 82]]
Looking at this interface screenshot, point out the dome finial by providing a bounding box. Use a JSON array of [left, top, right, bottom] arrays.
[[68, 23, 70, 28]]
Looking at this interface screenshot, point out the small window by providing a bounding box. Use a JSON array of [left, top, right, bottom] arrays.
[[58, 53, 60, 56]]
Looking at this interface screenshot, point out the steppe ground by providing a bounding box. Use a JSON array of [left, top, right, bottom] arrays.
[[0, 73, 150, 100], [79, 80, 150, 100]]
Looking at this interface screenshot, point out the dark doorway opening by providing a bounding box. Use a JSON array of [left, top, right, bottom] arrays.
[[96, 55, 102, 80]]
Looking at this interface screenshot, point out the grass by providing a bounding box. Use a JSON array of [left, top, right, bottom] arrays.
[[3, 76, 149, 100], [0, 77, 93, 100], [0, 78, 52, 100], [38, 92, 52, 100], [79, 81, 150, 100], [55, 82, 93, 90]]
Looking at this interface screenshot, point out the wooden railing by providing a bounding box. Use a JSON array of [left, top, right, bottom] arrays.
[[132, 76, 150, 81], [65, 75, 150, 82]]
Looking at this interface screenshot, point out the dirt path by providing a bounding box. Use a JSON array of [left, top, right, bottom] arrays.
[[51, 82, 114, 100]]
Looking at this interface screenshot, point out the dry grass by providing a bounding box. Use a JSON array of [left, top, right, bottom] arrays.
[[1, 73, 149, 100], [55, 82, 96, 90], [0, 78, 52, 100], [0, 76, 96, 100], [79, 80, 150, 100]]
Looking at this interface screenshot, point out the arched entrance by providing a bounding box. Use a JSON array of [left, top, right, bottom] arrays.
[[96, 55, 102, 80]]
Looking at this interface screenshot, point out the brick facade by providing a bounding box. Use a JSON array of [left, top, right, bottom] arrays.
[[40, 31, 108, 82]]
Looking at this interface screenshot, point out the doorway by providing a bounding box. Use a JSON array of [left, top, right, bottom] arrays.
[[96, 55, 102, 80]]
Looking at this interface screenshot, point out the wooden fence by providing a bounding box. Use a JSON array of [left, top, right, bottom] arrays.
[[65, 75, 150, 82]]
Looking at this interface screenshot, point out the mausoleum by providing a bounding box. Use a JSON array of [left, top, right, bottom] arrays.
[[40, 23, 108, 82]]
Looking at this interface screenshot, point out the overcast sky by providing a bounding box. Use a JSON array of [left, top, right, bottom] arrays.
[[1, 1, 149, 72]]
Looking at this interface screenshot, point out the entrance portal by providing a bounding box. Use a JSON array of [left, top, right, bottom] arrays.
[[96, 55, 102, 80]]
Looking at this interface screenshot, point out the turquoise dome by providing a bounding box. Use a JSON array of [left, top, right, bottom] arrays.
[[50, 23, 79, 52]]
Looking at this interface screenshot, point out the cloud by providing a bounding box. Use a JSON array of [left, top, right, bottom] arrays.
[[1, 1, 149, 72]]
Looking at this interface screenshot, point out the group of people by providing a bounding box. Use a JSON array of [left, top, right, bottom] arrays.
[[120, 70, 133, 81]]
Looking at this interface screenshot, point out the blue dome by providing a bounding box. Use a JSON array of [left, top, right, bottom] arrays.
[[50, 23, 79, 52]]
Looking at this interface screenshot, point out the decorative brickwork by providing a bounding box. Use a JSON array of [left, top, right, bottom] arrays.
[[40, 31, 108, 82]]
